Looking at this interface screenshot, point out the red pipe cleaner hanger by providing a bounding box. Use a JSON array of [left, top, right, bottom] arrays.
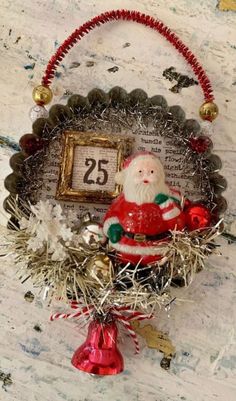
[[32, 9, 219, 122]]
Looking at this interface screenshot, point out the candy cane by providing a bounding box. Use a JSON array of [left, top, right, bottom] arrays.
[[50, 305, 93, 321], [111, 309, 140, 353]]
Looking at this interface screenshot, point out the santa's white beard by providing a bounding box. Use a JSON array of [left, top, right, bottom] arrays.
[[123, 180, 171, 205]]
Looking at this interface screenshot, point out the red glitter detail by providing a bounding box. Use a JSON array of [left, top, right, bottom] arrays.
[[189, 136, 212, 153], [41, 10, 214, 102]]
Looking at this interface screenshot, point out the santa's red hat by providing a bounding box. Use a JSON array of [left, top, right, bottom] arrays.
[[122, 151, 155, 169]]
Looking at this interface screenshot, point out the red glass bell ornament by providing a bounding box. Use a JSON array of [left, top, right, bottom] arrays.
[[71, 319, 124, 375], [185, 203, 212, 231]]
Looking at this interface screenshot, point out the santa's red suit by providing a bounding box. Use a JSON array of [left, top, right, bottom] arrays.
[[103, 189, 186, 265]]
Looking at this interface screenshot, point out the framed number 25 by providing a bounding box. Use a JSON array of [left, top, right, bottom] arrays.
[[56, 131, 134, 204]]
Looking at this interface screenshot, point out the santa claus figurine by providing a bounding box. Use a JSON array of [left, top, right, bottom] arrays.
[[103, 151, 186, 266]]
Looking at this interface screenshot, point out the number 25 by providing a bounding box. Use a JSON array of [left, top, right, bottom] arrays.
[[83, 158, 109, 186]]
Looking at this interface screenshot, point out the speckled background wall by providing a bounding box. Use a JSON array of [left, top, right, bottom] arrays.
[[0, 1, 236, 401]]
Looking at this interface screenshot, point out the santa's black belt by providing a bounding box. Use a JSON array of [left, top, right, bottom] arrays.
[[124, 231, 171, 242]]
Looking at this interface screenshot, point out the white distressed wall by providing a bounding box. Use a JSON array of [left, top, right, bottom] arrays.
[[0, 1, 236, 400]]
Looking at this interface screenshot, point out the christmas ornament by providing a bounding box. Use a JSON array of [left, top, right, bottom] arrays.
[[29, 105, 49, 122], [19, 134, 45, 156], [2, 9, 227, 375], [75, 213, 106, 250], [199, 101, 219, 122], [185, 203, 212, 231], [104, 151, 186, 265], [85, 253, 113, 285], [32, 85, 53, 105], [71, 318, 124, 375], [189, 136, 212, 154]]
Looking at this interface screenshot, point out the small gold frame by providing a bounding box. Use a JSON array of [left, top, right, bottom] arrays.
[[56, 131, 133, 204]]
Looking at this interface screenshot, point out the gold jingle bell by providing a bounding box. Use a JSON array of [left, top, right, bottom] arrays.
[[199, 101, 219, 122], [32, 85, 53, 105], [86, 253, 113, 285]]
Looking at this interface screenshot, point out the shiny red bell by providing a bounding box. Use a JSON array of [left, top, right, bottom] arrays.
[[71, 319, 124, 375], [185, 203, 212, 231]]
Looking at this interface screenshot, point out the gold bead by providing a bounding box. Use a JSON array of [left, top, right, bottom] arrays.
[[199, 102, 219, 122], [32, 85, 53, 105]]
